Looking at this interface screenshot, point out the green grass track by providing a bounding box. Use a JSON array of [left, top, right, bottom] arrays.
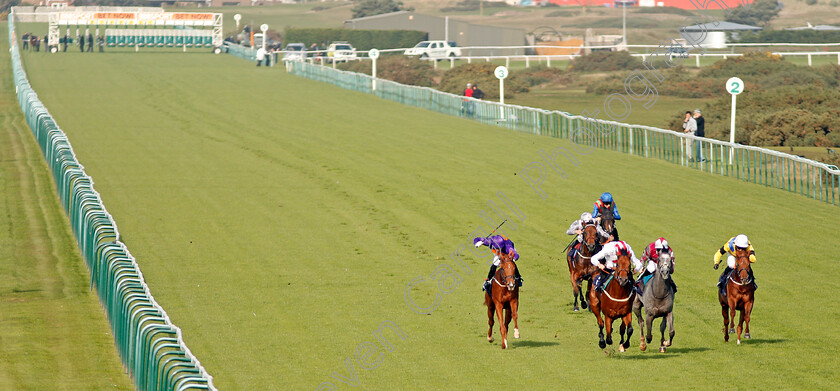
[[19, 46, 840, 389], [0, 25, 132, 390]]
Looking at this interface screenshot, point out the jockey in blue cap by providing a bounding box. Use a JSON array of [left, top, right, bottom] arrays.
[[474, 235, 522, 292], [592, 192, 621, 241]]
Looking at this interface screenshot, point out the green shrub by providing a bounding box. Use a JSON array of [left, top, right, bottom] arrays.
[[737, 29, 840, 44], [337, 56, 439, 87], [568, 51, 644, 72], [284, 28, 427, 51], [698, 51, 797, 78], [509, 65, 569, 87], [438, 63, 529, 99], [634, 6, 696, 16]]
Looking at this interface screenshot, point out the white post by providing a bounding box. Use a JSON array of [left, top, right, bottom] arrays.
[[505, 56, 509, 68], [837, 53, 840, 65], [729, 93, 736, 165], [808, 53, 812, 66], [696, 54, 700, 67], [726, 77, 743, 165], [445, 16, 449, 42], [369, 49, 380, 92], [547, 56, 551, 67], [525, 56, 529, 68], [495, 66, 508, 121]]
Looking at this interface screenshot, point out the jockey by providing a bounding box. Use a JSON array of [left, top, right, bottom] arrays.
[[590, 240, 642, 292], [592, 192, 621, 241], [637, 237, 677, 294], [566, 212, 610, 260], [713, 234, 757, 293], [474, 235, 523, 292]]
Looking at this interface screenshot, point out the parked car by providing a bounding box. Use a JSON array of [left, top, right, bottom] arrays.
[[283, 43, 307, 61], [666, 44, 689, 60], [404, 40, 462, 60], [327, 42, 357, 63]]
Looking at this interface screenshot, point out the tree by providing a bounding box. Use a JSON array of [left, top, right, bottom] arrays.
[[1, 0, 21, 15], [351, 0, 413, 19], [725, 0, 781, 27]]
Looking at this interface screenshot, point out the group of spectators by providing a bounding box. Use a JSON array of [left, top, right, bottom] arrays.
[[682, 109, 706, 162], [20, 32, 42, 52], [21, 31, 105, 53], [461, 83, 485, 117]]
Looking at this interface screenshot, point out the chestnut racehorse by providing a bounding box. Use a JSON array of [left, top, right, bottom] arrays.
[[589, 251, 635, 352], [485, 250, 520, 349], [719, 249, 755, 344], [566, 224, 601, 312]]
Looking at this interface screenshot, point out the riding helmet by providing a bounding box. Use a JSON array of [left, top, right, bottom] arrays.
[[734, 234, 749, 249], [600, 192, 613, 203]]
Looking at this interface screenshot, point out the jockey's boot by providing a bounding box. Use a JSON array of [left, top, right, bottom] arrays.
[[482, 279, 490, 292], [515, 266, 523, 287], [669, 279, 678, 293], [593, 273, 603, 292], [634, 280, 643, 295]]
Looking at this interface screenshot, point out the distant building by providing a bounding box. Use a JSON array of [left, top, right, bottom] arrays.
[[681, 21, 762, 48], [344, 11, 527, 55], [546, 0, 751, 8]]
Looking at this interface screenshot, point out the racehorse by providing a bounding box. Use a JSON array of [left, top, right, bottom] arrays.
[[484, 250, 520, 349], [566, 224, 601, 312], [632, 253, 675, 352], [589, 251, 635, 352], [598, 209, 615, 243], [719, 249, 755, 344]]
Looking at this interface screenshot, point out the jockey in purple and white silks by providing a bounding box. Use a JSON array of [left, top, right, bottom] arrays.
[[566, 212, 611, 259], [590, 240, 642, 292], [474, 235, 523, 292]]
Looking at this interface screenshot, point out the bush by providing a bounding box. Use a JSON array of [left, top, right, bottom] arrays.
[[806, 0, 817, 5], [634, 6, 696, 16], [438, 63, 529, 99], [509, 65, 569, 87], [568, 51, 643, 72], [284, 28, 427, 51], [698, 51, 796, 79], [352, 0, 413, 19], [737, 29, 840, 44], [337, 56, 439, 87]]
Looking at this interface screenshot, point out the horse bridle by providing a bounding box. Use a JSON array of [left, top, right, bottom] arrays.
[[494, 257, 517, 288], [581, 223, 598, 254], [731, 257, 753, 286]]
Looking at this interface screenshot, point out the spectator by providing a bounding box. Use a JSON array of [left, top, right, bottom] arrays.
[[32, 35, 40, 52], [98, 36, 104, 53], [462, 83, 474, 117], [79, 33, 85, 52], [22, 32, 29, 50], [693, 109, 706, 162], [682, 111, 697, 162], [256, 47, 266, 67], [472, 84, 485, 100], [87, 32, 93, 52], [62, 32, 69, 52]]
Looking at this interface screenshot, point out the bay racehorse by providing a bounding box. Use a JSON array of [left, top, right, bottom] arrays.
[[598, 209, 615, 244], [485, 250, 520, 349], [719, 249, 755, 344], [632, 253, 675, 352], [566, 224, 601, 312], [589, 251, 635, 352]]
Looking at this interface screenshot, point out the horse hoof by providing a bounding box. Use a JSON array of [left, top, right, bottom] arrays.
[[745, 333, 751, 339], [503, 338, 508, 349], [488, 336, 494, 343], [729, 328, 735, 334], [514, 328, 520, 339], [619, 345, 625, 353], [581, 302, 588, 310], [606, 337, 613, 345], [573, 307, 579, 312], [737, 339, 741, 345], [664, 341, 671, 347], [640, 343, 646, 351], [660, 346, 666, 353], [599, 340, 606, 349]]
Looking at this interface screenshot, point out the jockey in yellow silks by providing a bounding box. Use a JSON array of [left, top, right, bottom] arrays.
[[713, 234, 757, 293]]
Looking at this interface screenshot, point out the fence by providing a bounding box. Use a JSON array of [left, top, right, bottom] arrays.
[[8, 18, 216, 391], [288, 61, 840, 206]]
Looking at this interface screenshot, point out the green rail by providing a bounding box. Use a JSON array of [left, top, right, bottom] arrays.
[[288, 61, 840, 207], [8, 19, 215, 391]]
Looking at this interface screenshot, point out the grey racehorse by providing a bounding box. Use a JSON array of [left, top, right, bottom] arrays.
[[632, 253, 675, 352]]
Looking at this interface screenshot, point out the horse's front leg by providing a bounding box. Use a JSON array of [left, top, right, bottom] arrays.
[[744, 301, 753, 340], [496, 305, 508, 349], [570, 269, 580, 312], [633, 297, 646, 351], [665, 311, 675, 347], [622, 312, 633, 351], [487, 301, 495, 343], [604, 316, 614, 346], [736, 308, 745, 345], [511, 299, 520, 339], [645, 312, 654, 344], [721, 302, 730, 342], [580, 278, 590, 310], [729, 300, 738, 336]]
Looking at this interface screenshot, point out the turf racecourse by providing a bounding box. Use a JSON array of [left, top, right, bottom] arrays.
[[18, 48, 840, 390], [0, 26, 133, 389]]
